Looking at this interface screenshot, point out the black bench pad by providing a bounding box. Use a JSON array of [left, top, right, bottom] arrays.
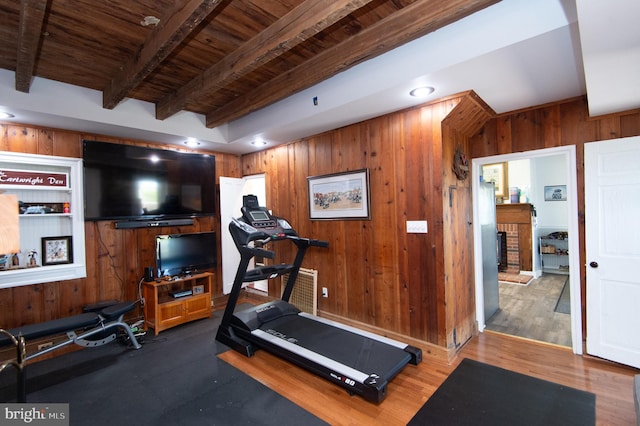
[[0, 301, 136, 347], [101, 301, 136, 321], [0, 313, 99, 347]]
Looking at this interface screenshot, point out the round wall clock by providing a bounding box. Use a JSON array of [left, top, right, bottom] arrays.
[[453, 148, 469, 180]]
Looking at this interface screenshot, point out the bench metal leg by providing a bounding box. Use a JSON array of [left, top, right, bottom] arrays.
[[0, 330, 26, 402]]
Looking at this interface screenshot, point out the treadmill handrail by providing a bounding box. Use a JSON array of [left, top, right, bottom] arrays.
[[240, 245, 275, 260], [284, 235, 329, 248], [250, 234, 328, 249], [220, 214, 327, 339]]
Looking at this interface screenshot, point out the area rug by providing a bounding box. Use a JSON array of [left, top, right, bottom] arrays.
[[408, 358, 595, 426], [554, 277, 571, 314], [498, 272, 534, 286]]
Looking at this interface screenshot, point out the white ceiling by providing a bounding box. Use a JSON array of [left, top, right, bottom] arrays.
[[576, 0, 640, 116], [0, 0, 638, 155]]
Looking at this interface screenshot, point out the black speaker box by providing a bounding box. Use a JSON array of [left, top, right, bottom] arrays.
[[144, 267, 154, 282]]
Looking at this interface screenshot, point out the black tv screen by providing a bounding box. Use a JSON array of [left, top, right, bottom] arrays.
[[83, 141, 215, 221], [156, 232, 217, 277]]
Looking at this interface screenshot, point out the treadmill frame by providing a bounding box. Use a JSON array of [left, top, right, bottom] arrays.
[[215, 205, 421, 403]]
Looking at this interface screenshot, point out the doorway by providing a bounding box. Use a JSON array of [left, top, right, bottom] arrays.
[[471, 146, 583, 354], [219, 174, 267, 294]]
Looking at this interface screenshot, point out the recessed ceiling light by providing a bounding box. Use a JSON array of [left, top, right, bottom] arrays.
[[184, 138, 200, 147], [0, 111, 15, 119], [409, 86, 435, 98]]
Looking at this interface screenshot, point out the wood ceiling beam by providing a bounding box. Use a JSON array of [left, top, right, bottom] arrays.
[[102, 0, 224, 110], [15, 0, 49, 93], [205, 0, 501, 128], [155, 0, 374, 121]]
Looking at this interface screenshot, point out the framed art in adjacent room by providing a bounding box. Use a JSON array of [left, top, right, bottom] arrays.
[[482, 162, 508, 198], [42, 236, 73, 265], [307, 169, 370, 220]]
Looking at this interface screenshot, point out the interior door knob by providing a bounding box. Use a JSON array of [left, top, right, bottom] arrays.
[[589, 261, 598, 268]]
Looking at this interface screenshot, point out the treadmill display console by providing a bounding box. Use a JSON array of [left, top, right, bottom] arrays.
[[240, 205, 294, 239], [247, 210, 276, 229]]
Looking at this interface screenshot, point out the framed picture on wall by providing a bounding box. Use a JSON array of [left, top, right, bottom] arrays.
[[307, 169, 371, 220], [544, 185, 567, 201], [41, 236, 73, 265], [482, 162, 508, 198]]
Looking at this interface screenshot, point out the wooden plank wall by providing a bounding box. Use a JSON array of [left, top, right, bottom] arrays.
[[3, 95, 638, 352], [469, 96, 640, 332], [0, 124, 241, 328], [440, 92, 495, 351], [241, 94, 640, 350], [241, 93, 493, 350]]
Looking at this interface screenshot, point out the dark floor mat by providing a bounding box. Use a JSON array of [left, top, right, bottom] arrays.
[[0, 308, 327, 426], [408, 358, 595, 426]]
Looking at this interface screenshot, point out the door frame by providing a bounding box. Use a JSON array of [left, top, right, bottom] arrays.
[[219, 174, 267, 294], [471, 145, 582, 354]]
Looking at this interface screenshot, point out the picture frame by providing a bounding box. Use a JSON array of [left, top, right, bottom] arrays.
[[193, 284, 204, 295], [41, 236, 73, 265], [544, 185, 567, 201], [482, 162, 508, 198], [307, 169, 371, 220]]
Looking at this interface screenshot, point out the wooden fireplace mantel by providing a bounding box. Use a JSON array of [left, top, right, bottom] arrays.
[[496, 203, 534, 272]]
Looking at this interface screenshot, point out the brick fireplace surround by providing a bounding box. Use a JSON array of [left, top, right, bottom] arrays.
[[498, 223, 521, 274]]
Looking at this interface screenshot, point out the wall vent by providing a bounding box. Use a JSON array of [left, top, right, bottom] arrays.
[[281, 268, 317, 315]]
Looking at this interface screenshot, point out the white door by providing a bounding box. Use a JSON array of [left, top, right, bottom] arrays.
[[585, 136, 640, 368], [219, 175, 266, 294]]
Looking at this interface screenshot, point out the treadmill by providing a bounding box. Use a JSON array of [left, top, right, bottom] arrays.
[[216, 196, 422, 403]]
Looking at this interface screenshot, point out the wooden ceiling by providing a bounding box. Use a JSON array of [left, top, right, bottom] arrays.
[[1, 0, 499, 130]]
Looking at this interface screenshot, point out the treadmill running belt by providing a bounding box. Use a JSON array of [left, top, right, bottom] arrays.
[[260, 315, 412, 380]]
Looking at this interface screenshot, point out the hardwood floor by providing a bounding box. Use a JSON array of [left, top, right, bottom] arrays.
[[486, 273, 572, 347], [219, 330, 638, 425]]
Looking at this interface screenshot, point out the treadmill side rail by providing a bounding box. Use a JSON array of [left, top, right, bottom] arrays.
[[298, 311, 423, 365], [252, 328, 389, 403], [404, 345, 422, 365]]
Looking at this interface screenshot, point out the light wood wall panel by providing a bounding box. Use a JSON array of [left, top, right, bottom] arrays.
[[0, 124, 241, 329], [440, 92, 496, 350]]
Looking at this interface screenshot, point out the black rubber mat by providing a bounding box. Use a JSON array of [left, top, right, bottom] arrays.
[[408, 358, 595, 426]]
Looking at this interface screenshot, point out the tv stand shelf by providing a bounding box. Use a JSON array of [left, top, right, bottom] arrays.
[[143, 272, 213, 335]]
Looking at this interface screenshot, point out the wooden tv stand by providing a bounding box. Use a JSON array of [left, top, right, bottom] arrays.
[[142, 272, 213, 335]]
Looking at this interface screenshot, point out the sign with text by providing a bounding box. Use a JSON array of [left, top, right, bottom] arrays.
[[1, 403, 69, 425], [0, 169, 69, 189]]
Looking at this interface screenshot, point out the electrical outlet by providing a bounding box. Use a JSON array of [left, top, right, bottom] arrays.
[[322, 287, 328, 298], [37, 342, 53, 351]]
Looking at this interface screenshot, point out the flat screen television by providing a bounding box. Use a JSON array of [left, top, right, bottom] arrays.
[[156, 232, 217, 277], [83, 140, 216, 221]]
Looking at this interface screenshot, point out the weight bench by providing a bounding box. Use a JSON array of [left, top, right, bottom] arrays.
[[0, 300, 142, 358], [0, 301, 142, 402]]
